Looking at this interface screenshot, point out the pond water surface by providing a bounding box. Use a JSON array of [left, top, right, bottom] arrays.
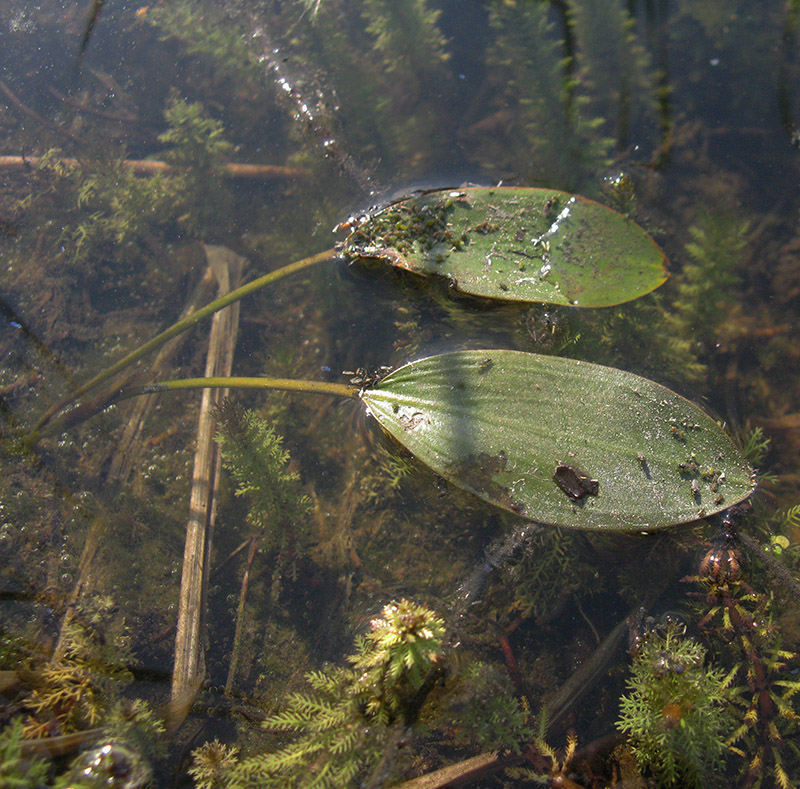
[[1, 1, 800, 787]]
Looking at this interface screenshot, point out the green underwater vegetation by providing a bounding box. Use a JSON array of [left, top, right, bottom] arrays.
[[215, 400, 311, 574], [218, 599, 447, 787], [479, 0, 613, 190], [0, 719, 51, 789], [617, 621, 732, 787], [0, 0, 800, 787], [31, 96, 233, 267]]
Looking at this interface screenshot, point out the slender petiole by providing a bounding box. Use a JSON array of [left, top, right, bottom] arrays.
[[29, 248, 337, 438]]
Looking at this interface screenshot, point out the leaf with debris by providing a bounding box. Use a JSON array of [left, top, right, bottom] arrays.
[[361, 350, 754, 531], [342, 187, 668, 307]]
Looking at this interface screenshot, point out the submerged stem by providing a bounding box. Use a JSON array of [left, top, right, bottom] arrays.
[[29, 248, 336, 437]]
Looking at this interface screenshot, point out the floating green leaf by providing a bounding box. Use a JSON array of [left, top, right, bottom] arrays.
[[361, 350, 754, 531], [342, 187, 668, 307]]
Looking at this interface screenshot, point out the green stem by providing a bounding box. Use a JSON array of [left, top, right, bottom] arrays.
[[128, 376, 358, 401], [30, 248, 336, 436], [27, 375, 358, 444]]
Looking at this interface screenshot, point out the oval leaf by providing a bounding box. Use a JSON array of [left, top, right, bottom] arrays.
[[361, 350, 754, 531], [342, 187, 668, 307]]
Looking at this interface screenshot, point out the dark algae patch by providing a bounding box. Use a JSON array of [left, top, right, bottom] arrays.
[[342, 190, 465, 262]]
